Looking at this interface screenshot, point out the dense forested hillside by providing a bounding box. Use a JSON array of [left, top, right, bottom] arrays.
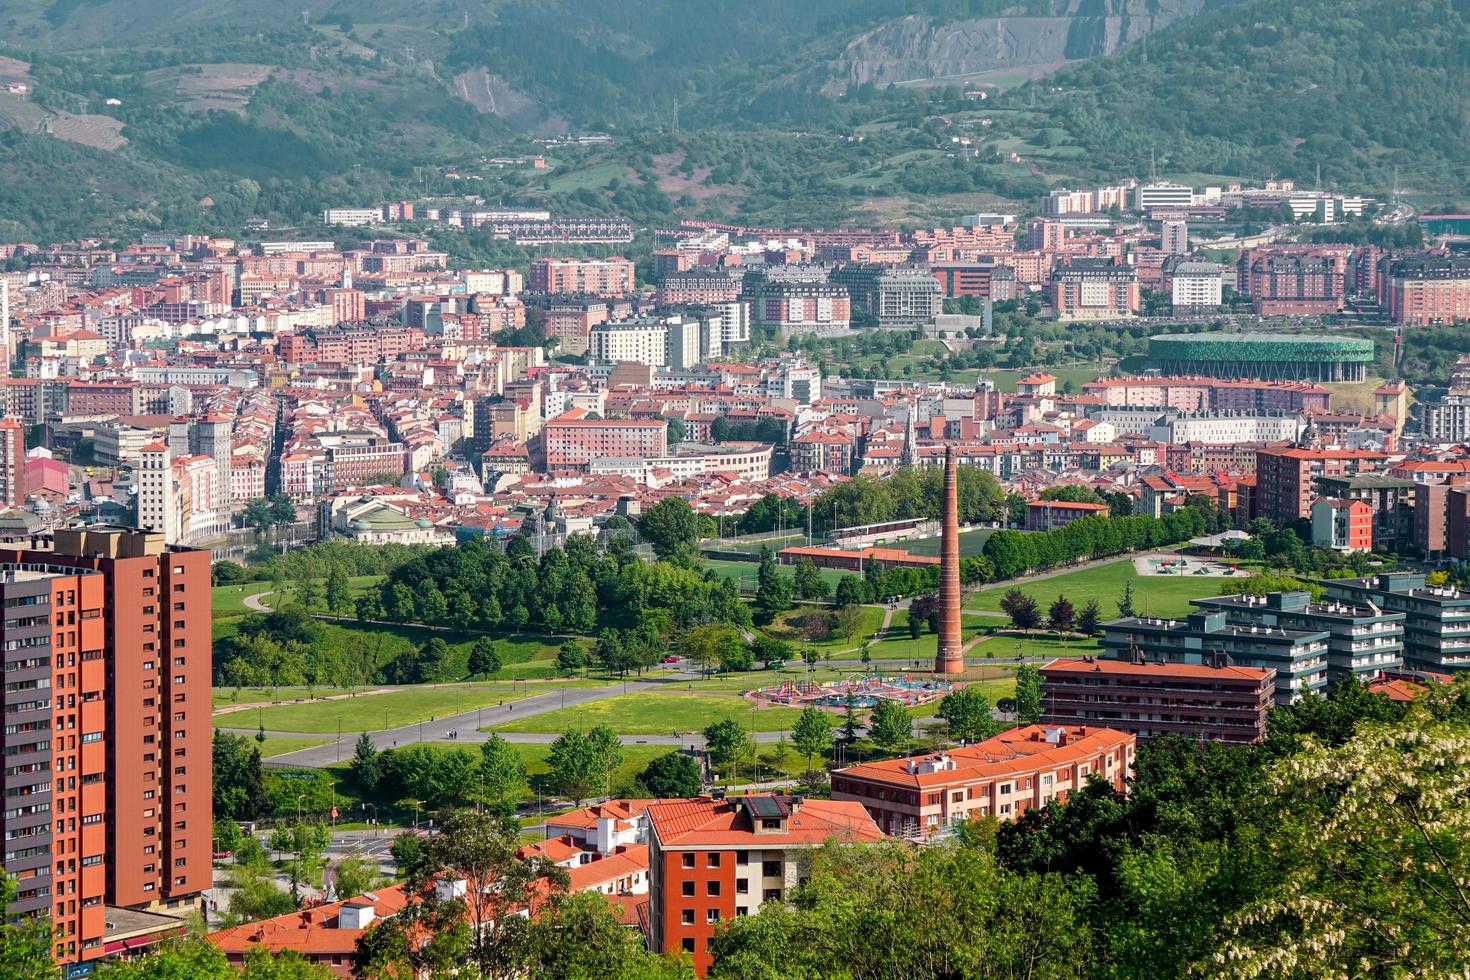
[[1036, 0, 1470, 194], [2, 0, 1469, 242]]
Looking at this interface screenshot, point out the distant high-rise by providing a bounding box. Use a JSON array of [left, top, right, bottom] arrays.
[[936, 447, 965, 674]]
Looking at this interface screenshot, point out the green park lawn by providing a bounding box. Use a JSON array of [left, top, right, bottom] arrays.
[[966, 559, 1225, 619], [763, 603, 885, 652], [213, 686, 370, 709], [487, 692, 817, 736], [862, 611, 989, 663], [221, 683, 577, 734], [211, 582, 275, 617], [256, 736, 333, 759]]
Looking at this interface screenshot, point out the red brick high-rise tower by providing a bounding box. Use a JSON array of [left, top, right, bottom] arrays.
[[936, 447, 965, 674]]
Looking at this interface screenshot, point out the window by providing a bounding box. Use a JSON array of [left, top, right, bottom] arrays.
[[707, 853, 720, 868], [681, 853, 695, 869], [681, 938, 696, 954], [735, 879, 748, 894], [681, 881, 694, 898], [763, 888, 781, 902], [706, 909, 720, 923], [681, 909, 694, 926], [762, 861, 781, 877], [706, 881, 720, 896]]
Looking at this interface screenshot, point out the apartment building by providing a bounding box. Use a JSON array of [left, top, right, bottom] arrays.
[[528, 257, 635, 297], [831, 725, 1135, 837], [588, 320, 669, 367], [0, 527, 211, 968], [1324, 572, 1470, 673], [646, 794, 882, 975], [1311, 497, 1374, 552], [544, 412, 667, 471], [1024, 499, 1111, 531], [1384, 253, 1470, 325], [1253, 446, 1387, 526], [0, 418, 26, 508], [830, 265, 942, 328], [1101, 609, 1330, 705], [1192, 591, 1404, 684], [1051, 259, 1140, 320], [543, 299, 609, 357], [1168, 261, 1223, 310], [748, 281, 852, 337], [1039, 658, 1274, 744]]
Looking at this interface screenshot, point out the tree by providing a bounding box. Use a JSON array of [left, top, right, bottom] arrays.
[[937, 686, 1000, 744], [213, 731, 268, 821], [556, 639, 591, 676], [478, 735, 529, 813], [93, 941, 335, 979], [1047, 595, 1075, 633], [331, 851, 384, 902], [547, 725, 621, 804], [664, 416, 687, 445], [324, 563, 351, 615], [1076, 598, 1102, 637], [1014, 665, 1042, 724], [791, 707, 834, 772], [467, 638, 502, 678], [1000, 588, 1041, 630], [1116, 580, 1136, 618], [680, 622, 746, 677], [639, 751, 702, 798], [358, 808, 568, 978], [792, 557, 831, 600], [639, 497, 701, 559], [703, 718, 754, 778], [525, 891, 681, 978], [833, 574, 865, 608], [0, 873, 57, 980], [348, 732, 381, 795], [840, 691, 861, 745], [867, 699, 912, 751], [754, 546, 794, 625], [834, 605, 867, 647], [1207, 718, 1470, 977]]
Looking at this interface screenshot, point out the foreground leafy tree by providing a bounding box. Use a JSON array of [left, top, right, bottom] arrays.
[[708, 838, 1095, 979], [0, 874, 55, 980], [526, 890, 693, 978], [95, 940, 332, 979], [1206, 716, 1470, 977], [356, 809, 569, 979]]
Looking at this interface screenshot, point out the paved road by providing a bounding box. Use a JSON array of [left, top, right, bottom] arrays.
[[244, 589, 275, 612], [254, 678, 676, 768]]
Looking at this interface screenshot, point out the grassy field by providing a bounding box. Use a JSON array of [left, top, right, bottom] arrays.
[[213, 686, 368, 709], [223, 683, 595, 734], [965, 560, 1223, 619], [487, 692, 816, 736], [863, 610, 989, 663], [970, 632, 1103, 660], [764, 603, 886, 652], [900, 528, 995, 557], [211, 576, 384, 619], [257, 736, 333, 759]]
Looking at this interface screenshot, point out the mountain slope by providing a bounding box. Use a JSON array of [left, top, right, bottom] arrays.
[[1036, 0, 1470, 194]]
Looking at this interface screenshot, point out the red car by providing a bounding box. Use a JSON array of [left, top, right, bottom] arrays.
[[661, 655, 682, 663]]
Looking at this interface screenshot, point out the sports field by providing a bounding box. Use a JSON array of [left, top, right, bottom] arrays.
[[966, 559, 1224, 619]]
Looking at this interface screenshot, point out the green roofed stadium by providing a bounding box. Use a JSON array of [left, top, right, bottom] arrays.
[[1148, 333, 1374, 382]]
